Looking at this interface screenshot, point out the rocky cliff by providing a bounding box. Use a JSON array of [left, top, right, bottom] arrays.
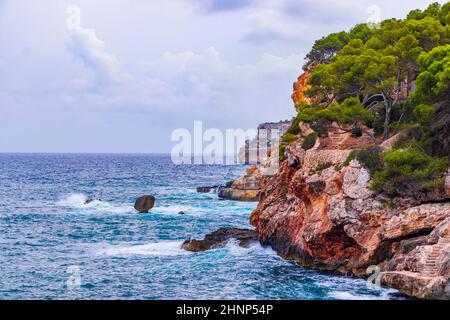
[[249, 127, 450, 299], [292, 66, 315, 107]]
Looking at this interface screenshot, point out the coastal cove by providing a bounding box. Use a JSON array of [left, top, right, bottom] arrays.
[[0, 153, 401, 300]]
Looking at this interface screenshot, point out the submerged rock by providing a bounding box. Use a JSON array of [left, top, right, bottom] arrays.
[[134, 195, 155, 213], [181, 228, 258, 252], [84, 198, 102, 205]]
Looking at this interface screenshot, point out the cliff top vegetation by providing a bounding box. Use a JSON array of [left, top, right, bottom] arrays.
[[285, 2, 450, 198]]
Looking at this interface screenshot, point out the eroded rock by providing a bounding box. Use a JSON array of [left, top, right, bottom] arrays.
[[181, 228, 259, 252], [134, 195, 155, 213], [381, 204, 450, 241]]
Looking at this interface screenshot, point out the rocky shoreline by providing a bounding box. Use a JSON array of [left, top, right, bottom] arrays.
[[246, 133, 450, 299], [191, 129, 449, 300]]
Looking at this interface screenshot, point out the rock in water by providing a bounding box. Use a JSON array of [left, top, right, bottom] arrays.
[[196, 186, 218, 193], [181, 228, 258, 252], [84, 198, 102, 205], [134, 195, 155, 213]]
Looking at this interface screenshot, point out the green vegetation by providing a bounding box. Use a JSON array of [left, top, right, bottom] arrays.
[[281, 133, 297, 144], [282, 2, 450, 198], [415, 44, 450, 102], [371, 149, 447, 195], [287, 114, 302, 135], [302, 2, 450, 141], [316, 162, 333, 172], [343, 148, 383, 174], [301, 133, 318, 150]]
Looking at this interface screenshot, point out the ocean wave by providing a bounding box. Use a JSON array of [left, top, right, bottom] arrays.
[[215, 239, 279, 256], [101, 241, 189, 256], [328, 287, 398, 300], [57, 193, 133, 214], [151, 204, 204, 215]]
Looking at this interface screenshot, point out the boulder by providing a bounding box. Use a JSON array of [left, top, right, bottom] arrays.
[[218, 188, 260, 201], [134, 195, 155, 213], [342, 160, 373, 200], [181, 228, 259, 252], [381, 271, 450, 300], [196, 186, 218, 193]]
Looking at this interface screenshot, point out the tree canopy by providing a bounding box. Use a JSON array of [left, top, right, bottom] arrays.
[[300, 1, 450, 141], [285, 2, 450, 198]]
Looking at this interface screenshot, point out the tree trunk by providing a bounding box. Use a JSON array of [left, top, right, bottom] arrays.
[[383, 101, 392, 141]]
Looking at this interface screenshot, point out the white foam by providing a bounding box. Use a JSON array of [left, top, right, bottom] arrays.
[[57, 193, 133, 214], [152, 204, 203, 215], [328, 291, 377, 300], [216, 239, 279, 256], [328, 288, 397, 300], [101, 241, 189, 256], [58, 193, 88, 206]]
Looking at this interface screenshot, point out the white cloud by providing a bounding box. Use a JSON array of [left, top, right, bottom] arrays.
[[1, 0, 445, 152], [242, 8, 307, 43], [67, 26, 128, 87]]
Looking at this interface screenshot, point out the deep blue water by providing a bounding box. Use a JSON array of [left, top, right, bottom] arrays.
[[0, 154, 400, 300]]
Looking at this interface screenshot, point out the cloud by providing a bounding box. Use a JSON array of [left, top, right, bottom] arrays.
[[242, 8, 308, 44], [281, 0, 365, 23], [188, 0, 253, 13], [66, 26, 126, 87]]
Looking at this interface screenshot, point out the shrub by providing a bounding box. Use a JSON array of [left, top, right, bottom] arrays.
[[370, 149, 448, 196], [343, 147, 383, 173], [413, 104, 435, 125], [281, 133, 297, 144], [350, 126, 363, 138], [279, 144, 286, 162], [302, 133, 318, 150], [287, 114, 301, 135], [316, 162, 333, 172]]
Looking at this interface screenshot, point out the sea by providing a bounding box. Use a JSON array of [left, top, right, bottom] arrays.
[[0, 153, 403, 300]]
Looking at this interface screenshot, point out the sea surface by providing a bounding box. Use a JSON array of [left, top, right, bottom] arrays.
[[0, 154, 402, 300]]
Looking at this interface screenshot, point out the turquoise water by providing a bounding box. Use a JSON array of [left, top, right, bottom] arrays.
[[0, 154, 401, 299]]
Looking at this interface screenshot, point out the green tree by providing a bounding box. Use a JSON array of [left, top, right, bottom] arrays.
[[415, 44, 450, 101], [305, 31, 350, 66], [413, 104, 435, 125], [438, 2, 450, 25]]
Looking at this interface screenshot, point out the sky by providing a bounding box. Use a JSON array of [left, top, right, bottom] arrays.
[[0, 0, 446, 153]]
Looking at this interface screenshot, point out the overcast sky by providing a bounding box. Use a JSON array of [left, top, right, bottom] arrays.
[[0, 0, 446, 153]]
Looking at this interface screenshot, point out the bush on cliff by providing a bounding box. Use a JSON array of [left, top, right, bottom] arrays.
[[287, 114, 302, 135], [297, 98, 373, 126], [301, 133, 318, 150], [371, 149, 448, 195], [344, 147, 383, 173], [415, 44, 450, 102]]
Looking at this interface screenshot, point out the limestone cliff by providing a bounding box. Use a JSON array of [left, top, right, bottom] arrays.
[[249, 126, 450, 299]]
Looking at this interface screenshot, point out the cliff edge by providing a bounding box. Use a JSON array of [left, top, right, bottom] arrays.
[[249, 124, 450, 299]]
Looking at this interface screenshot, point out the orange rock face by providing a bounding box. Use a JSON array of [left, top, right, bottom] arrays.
[[249, 144, 450, 297], [291, 70, 312, 107]]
